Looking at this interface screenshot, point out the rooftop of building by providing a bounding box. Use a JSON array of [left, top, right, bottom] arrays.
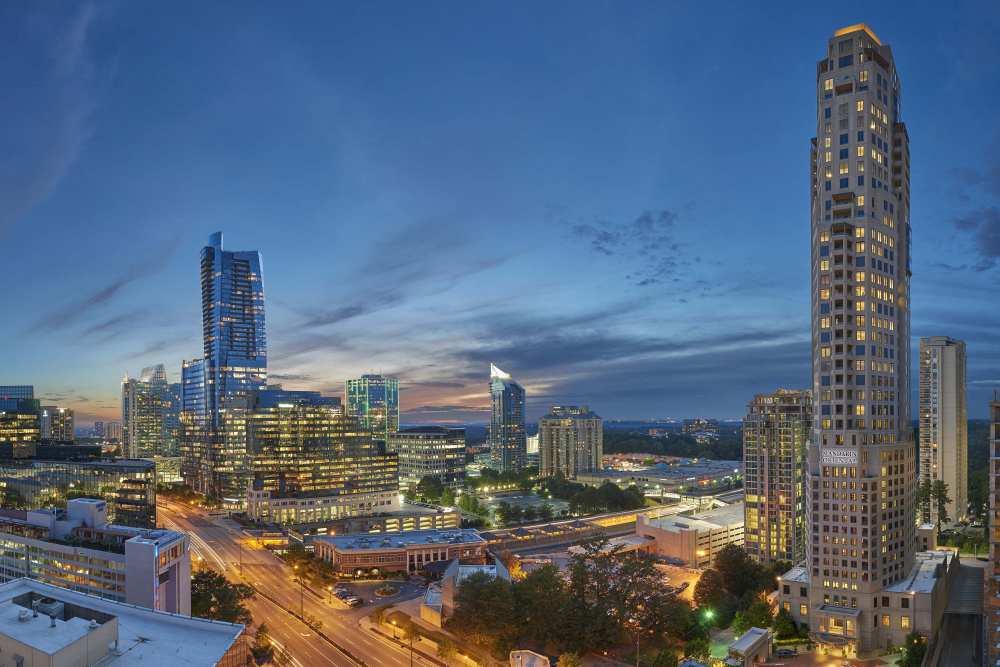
[[392, 426, 465, 436], [315, 528, 485, 551], [886, 550, 952, 594], [0, 578, 242, 666], [541, 405, 601, 420], [778, 564, 810, 585], [729, 626, 770, 654], [581, 459, 742, 481], [642, 502, 744, 533]]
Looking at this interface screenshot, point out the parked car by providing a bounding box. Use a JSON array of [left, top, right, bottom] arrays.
[[335, 590, 350, 599], [775, 648, 796, 658], [346, 596, 364, 607]]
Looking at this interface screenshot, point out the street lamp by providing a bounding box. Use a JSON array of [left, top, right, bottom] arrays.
[[327, 585, 333, 603], [293, 565, 303, 618]]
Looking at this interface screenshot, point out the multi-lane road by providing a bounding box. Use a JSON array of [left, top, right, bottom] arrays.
[[158, 499, 434, 667]]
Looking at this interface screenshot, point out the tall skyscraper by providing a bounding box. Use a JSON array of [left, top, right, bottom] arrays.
[[93, 421, 105, 438], [0, 399, 40, 458], [201, 232, 267, 424], [918, 337, 967, 525], [988, 397, 1000, 666], [105, 421, 122, 442], [742, 389, 811, 565], [538, 405, 603, 479], [346, 375, 399, 446], [121, 365, 170, 459], [181, 233, 266, 500], [797, 24, 916, 655], [0, 386, 34, 411], [489, 364, 526, 473], [40, 407, 74, 441]]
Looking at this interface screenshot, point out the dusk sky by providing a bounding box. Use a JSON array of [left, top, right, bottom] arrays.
[[2, 1, 999, 426]]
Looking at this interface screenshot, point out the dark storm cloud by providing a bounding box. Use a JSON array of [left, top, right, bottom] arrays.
[[28, 238, 180, 334], [950, 207, 1000, 270], [571, 209, 694, 286]]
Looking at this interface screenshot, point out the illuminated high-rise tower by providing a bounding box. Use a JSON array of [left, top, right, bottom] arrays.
[[799, 24, 916, 655], [346, 374, 399, 446], [489, 364, 526, 473]]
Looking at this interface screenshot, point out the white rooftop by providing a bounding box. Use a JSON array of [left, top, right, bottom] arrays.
[[886, 550, 951, 594], [0, 579, 242, 666], [729, 626, 769, 654], [644, 502, 744, 533], [316, 528, 485, 551], [780, 564, 810, 585]]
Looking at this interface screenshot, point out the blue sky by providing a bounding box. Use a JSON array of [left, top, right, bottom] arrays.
[[2, 1, 999, 425]]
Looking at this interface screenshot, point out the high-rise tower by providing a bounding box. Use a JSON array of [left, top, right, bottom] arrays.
[[346, 374, 399, 447], [917, 336, 967, 525], [201, 232, 267, 425], [489, 364, 526, 473], [806, 24, 913, 655]]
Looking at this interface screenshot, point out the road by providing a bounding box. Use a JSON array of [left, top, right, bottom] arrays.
[[158, 499, 434, 667]]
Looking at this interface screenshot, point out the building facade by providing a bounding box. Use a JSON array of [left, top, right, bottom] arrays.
[[0, 458, 156, 528], [988, 398, 1000, 666], [635, 503, 745, 568], [0, 399, 40, 458], [314, 529, 487, 576], [0, 387, 34, 410], [388, 426, 465, 491], [242, 390, 399, 525], [539, 406, 603, 479], [743, 389, 811, 565], [40, 407, 74, 441], [489, 364, 526, 473], [917, 336, 967, 525], [121, 365, 171, 459], [0, 499, 189, 614], [346, 375, 400, 446], [795, 24, 916, 656]]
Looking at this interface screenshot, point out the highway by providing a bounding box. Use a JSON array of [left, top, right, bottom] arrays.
[[158, 499, 433, 667]]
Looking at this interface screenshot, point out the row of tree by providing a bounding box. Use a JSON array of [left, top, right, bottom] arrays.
[[447, 538, 711, 664], [538, 474, 647, 514], [604, 429, 743, 461], [692, 544, 786, 629]]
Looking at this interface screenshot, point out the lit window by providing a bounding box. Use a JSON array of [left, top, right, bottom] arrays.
[[820, 318, 831, 329], [820, 289, 830, 299], [856, 301, 866, 312], [856, 100, 864, 112], [856, 331, 866, 341], [820, 259, 830, 271], [824, 79, 833, 91], [825, 151, 832, 163], [800, 604, 808, 616], [857, 146, 865, 157], [821, 347, 831, 358], [857, 160, 865, 173], [855, 227, 865, 238], [901, 616, 910, 629], [825, 167, 833, 178], [839, 163, 849, 175], [825, 137, 831, 148], [856, 195, 865, 206], [860, 71, 869, 82], [820, 231, 831, 242]]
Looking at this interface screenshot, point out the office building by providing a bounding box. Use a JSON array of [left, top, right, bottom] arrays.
[[242, 390, 399, 525], [40, 406, 74, 441], [0, 386, 34, 411], [388, 426, 465, 491], [0, 498, 189, 613], [742, 389, 811, 565], [0, 457, 156, 528], [489, 364, 526, 473], [636, 503, 745, 568], [576, 460, 742, 497], [0, 399, 40, 458], [121, 365, 170, 459], [164, 382, 182, 456], [918, 336, 967, 525], [682, 418, 720, 440], [988, 398, 1000, 666], [539, 405, 602, 479], [0, 578, 246, 667], [346, 374, 399, 445], [93, 420, 105, 438], [777, 24, 932, 657], [314, 529, 487, 576]]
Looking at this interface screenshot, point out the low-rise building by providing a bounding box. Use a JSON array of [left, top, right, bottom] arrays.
[[576, 460, 742, 498], [724, 627, 771, 667], [0, 498, 190, 613], [778, 550, 958, 652], [636, 503, 744, 568], [388, 426, 465, 491], [0, 578, 245, 666], [314, 529, 487, 576], [287, 504, 461, 547]]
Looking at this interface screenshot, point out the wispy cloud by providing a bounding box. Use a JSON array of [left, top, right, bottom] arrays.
[[28, 237, 180, 334], [0, 4, 106, 236], [951, 207, 1000, 271]]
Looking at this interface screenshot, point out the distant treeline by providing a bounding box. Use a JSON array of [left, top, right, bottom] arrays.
[[603, 427, 742, 461]]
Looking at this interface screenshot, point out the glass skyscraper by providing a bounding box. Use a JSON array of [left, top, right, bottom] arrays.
[[121, 364, 171, 459], [346, 375, 399, 445], [201, 231, 267, 425], [489, 364, 526, 473]]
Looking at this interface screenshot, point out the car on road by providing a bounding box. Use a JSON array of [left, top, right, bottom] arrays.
[[345, 596, 363, 607], [775, 648, 796, 657]]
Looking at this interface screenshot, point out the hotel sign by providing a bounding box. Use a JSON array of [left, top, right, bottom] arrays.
[[821, 448, 858, 465]]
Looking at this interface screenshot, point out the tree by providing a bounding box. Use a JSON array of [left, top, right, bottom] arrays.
[[446, 572, 518, 655], [416, 475, 445, 503], [440, 487, 456, 507], [683, 636, 711, 662], [693, 568, 729, 611], [437, 638, 456, 660], [190, 570, 254, 625], [713, 545, 758, 598], [772, 607, 798, 639], [899, 631, 927, 667], [916, 478, 933, 522], [513, 564, 569, 646], [932, 480, 952, 528], [733, 598, 772, 635], [556, 654, 583, 667], [251, 624, 275, 664], [538, 502, 554, 521]]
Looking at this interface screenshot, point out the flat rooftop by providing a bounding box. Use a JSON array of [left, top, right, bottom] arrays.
[[643, 502, 744, 533], [779, 564, 810, 585], [730, 626, 769, 654], [0, 578, 242, 666], [316, 529, 485, 551], [886, 550, 952, 594], [583, 460, 742, 482]]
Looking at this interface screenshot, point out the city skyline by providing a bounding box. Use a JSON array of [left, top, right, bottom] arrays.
[[2, 4, 1000, 427]]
